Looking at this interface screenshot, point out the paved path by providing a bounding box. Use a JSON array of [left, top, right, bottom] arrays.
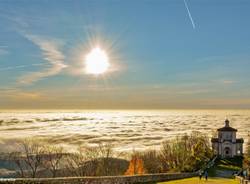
[[216, 169, 235, 178]]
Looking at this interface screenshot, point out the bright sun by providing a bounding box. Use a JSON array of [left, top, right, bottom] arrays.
[[85, 47, 110, 75]]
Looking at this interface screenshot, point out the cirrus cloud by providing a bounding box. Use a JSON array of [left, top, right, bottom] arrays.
[[0, 46, 9, 56], [18, 35, 67, 85]]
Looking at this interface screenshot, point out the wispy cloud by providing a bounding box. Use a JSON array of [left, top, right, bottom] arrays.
[[18, 35, 67, 85], [0, 63, 45, 71], [221, 80, 236, 85], [0, 46, 9, 56], [0, 87, 42, 100]]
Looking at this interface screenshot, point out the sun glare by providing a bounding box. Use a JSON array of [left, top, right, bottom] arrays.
[[85, 47, 110, 75]]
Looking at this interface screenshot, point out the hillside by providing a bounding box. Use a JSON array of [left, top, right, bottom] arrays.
[[208, 156, 243, 178]]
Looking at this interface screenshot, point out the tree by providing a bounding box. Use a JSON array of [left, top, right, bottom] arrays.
[[20, 139, 45, 178], [160, 132, 213, 172], [42, 145, 64, 177], [125, 152, 145, 175], [244, 134, 250, 178], [9, 152, 26, 178], [140, 150, 162, 173], [65, 143, 124, 177], [65, 146, 88, 177], [65, 144, 109, 177], [96, 143, 115, 176]]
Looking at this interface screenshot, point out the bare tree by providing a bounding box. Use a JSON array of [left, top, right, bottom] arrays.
[[84, 146, 100, 176], [97, 143, 114, 176], [65, 144, 120, 176], [20, 139, 45, 178], [65, 146, 88, 177], [9, 152, 26, 178], [42, 145, 64, 177]]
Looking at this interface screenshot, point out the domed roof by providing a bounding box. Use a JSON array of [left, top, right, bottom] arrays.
[[217, 119, 237, 132]]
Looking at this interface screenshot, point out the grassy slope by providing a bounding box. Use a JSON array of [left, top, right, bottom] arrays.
[[216, 157, 242, 170], [207, 156, 243, 178], [158, 177, 239, 184]]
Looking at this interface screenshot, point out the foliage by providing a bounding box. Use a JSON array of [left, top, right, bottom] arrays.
[[124, 132, 213, 174], [160, 132, 213, 172], [243, 135, 250, 177], [125, 152, 145, 175], [140, 150, 162, 173]]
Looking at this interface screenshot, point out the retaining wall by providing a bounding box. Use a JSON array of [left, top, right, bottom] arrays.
[[0, 172, 197, 184], [236, 176, 250, 184]]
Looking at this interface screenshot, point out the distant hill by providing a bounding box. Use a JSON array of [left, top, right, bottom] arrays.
[[0, 155, 129, 178]]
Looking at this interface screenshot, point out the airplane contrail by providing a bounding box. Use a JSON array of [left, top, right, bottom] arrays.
[[183, 0, 196, 29]]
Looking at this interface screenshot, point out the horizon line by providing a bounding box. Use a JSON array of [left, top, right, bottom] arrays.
[[1, 108, 250, 112]]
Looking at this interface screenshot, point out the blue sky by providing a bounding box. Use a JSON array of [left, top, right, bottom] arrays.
[[0, 0, 250, 109]]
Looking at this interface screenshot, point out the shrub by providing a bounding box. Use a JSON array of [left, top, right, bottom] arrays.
[[243, 135, 250, 178]]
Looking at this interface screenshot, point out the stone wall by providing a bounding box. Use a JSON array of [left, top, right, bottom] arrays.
[[0, 172, 197, 184], [236, 176, 250, 184]]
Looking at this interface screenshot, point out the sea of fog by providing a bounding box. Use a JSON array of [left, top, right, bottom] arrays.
[[0, 110, 250, 153]]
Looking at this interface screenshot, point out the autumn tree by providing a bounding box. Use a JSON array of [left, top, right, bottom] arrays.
[[125, 153, 145, 175]]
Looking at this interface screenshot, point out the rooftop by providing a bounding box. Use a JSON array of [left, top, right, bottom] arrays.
[[217, 119, 237, 132]]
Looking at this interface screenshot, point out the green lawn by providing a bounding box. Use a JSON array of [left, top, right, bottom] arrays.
[[158, 177, 239, 184]]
